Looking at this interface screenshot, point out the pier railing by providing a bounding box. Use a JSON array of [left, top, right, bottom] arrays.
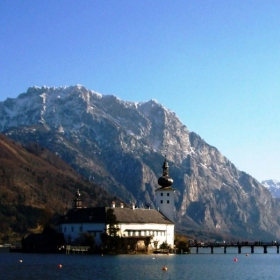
[[189, 242, 280, 254]]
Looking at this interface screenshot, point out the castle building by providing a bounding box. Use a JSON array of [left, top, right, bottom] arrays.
[[55, 157, 175, 250]]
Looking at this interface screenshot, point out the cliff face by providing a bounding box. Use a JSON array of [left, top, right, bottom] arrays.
[[1, 85, 279, 240]]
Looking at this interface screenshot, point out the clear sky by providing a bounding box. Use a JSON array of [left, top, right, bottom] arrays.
[[1, 0, 280, 182]]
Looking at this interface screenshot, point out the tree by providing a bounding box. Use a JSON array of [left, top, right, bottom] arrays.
[[106, 208, 120, 237], [101, 208, 122, 253], [174, 233, 190, 253], [159, 241, 169, 249], [153, 240, 159, 250]]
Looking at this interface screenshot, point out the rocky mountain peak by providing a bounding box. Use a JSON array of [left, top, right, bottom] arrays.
[[1, 85, 280, 241]]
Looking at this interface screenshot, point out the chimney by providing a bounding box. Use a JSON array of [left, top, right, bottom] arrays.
[[131, 202, 135, 210], [120, 203, 124, 208], [111, 201, 115, 208]]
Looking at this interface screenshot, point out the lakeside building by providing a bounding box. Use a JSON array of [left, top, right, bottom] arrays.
[[55, 157, 175, 251]]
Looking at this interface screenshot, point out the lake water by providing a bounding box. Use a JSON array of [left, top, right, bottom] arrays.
[[1, 247, 280, 280]]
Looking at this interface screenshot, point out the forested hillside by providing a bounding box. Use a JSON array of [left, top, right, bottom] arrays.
[[0, 134, 114, 242]]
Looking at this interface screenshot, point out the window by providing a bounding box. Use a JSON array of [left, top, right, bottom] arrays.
[[167, 200, 169, 204], [161, 193, 163, 196], [167, 193, 170, 196], [161, 200, 163, 204], [64, 227, 67, 233], [79, 226, 83, 232], [71, 227, 74, 232]]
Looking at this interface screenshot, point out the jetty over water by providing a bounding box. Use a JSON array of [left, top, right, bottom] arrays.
[[189, 242, 280, 254]]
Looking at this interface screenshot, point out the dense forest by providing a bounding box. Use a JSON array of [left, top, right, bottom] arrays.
[[0, 134, 115, 243]]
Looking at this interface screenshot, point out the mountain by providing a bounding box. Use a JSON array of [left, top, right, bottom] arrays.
[[1, 85, 280, 241], [262, 180, 280, 199], [0, 133, 115, 237]]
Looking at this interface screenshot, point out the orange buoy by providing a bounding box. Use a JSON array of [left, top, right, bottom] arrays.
[[162, 266, 168, 271], [233, 258, 238, 262], [58, 264, 63, 268]]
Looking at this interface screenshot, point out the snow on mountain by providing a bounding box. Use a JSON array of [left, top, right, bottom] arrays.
[[262, 180, 280, 198], [0, 85, 191, 163], [1, 85, 280, 241]]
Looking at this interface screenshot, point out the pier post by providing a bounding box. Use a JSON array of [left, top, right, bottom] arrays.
[[277, 245, 279, 254], [263, 245, 267, 254], [250, 245, 254, 254], [196, 246, 199, 254], [238, 245, 242, 254], [224, 246, 227, 254], [211, 246, 213, 254]]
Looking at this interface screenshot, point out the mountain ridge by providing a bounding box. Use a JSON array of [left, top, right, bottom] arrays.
[[1, 85, 279, 241]]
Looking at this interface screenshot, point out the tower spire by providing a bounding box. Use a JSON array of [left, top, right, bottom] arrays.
[[155, 156, 175, 222], [73, 189, 82, 209], [158, 155, 173, 188]]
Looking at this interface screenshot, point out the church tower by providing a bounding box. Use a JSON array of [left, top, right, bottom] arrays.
[[73, 189, 83, 209], [155, 156, 175, 222]]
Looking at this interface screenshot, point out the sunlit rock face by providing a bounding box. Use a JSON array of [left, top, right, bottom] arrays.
[[1, 85, 280, 240]]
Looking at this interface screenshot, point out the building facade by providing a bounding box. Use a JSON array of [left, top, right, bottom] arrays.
[[55, 157, 175, 250]]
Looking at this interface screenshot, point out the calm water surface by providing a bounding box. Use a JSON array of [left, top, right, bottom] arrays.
[[1, 248, 280, 280]]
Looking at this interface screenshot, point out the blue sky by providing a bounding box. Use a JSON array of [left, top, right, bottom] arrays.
[[1, 0, 280, 181]]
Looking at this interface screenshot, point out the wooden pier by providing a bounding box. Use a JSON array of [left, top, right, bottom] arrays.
[[189, 242, 280, 254], [65, 245, 90, 254]]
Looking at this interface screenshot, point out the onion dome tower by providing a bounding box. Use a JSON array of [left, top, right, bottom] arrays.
[[73, 189, 83, 209], [155, 156, 175, 222]]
